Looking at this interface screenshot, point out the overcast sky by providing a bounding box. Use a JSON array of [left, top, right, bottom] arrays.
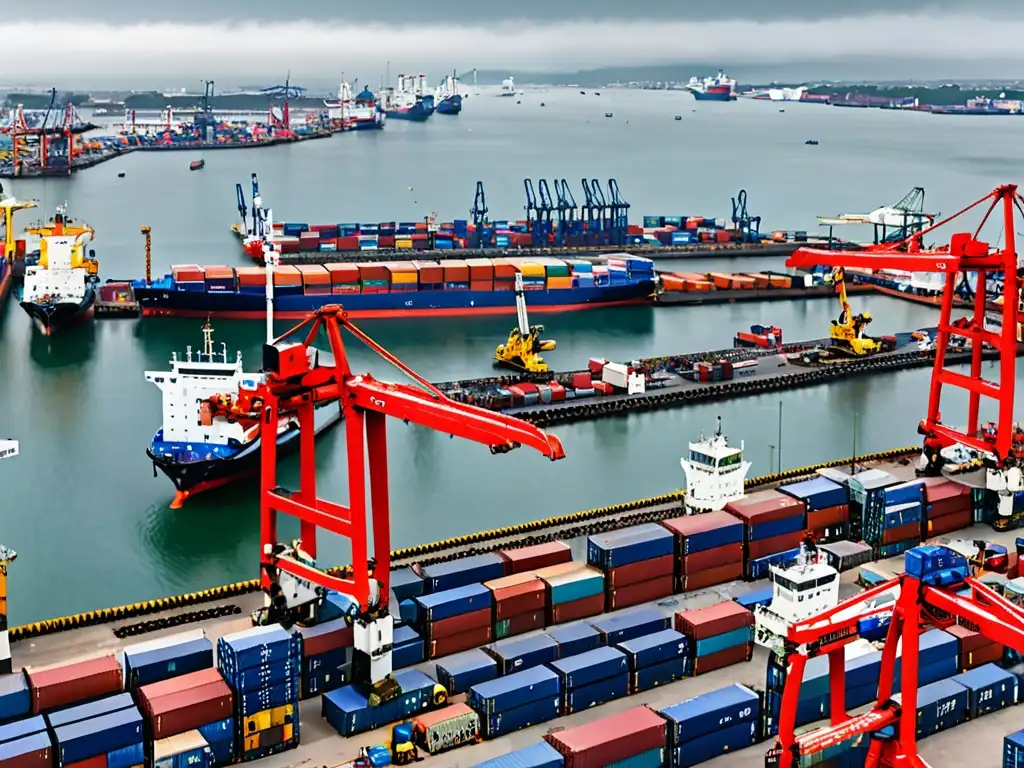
[[6, 2, 1024, 88]]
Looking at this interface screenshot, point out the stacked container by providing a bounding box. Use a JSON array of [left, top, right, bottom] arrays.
[[951, 663, 1018, 717], [294, 618, 352, 699], [484, 634, 559, 676], [779, 476, 850, 543], [544, 706, 667, 768], [545, 623, 602, 660], [468, 666, 561, 739], [863, 479, 925, 557], [846, 468, 900, 541], [122, 630, 214, 690], [485, 572, 547, 641], [0, 714, 49, 768], [534, 563, 604, 625], [675, 602, 754, 675], [659, 684, 760, 768], [892, 679, 969, 740], [497, 542, 571, 574], [616, 628, 689, 693], [471, 741, 564, 768], [725, 490, 807, 579], [549, 646, 629, 715], [1006, 729, 1024, 768], [421, 554, 506, 592], [321, 668, 439, 738], [435, 650, 499, 696], [415, 583, 494, 658], [946, 623, 1004, 671], [48, 693, 144, 768], [324, 263, 360, 294], [152, 732, 214, 768], [591, 608, 670, 647], [922, 477, 974, 538], [0, 673, 30, 725], [216, 624, 301, 761], [586, 524, 675, 610], [660, 511, 744, 592], [393, 625, 426, 669], [137, 668, 235, 768], [25, 655, 123, 714]]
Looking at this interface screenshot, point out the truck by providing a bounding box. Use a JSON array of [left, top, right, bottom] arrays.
[[412, 703, 481, 754]]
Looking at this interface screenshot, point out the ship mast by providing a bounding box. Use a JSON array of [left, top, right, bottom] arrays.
[[0, 439, 18, 674], [263, 207, 277, 344]]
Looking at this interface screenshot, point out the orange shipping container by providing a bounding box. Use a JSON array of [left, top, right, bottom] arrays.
[[469, 280, 493, 291], [203, 265, 234, 280], [442, 259, 470, 283], [324, 263, 360, 284], [272, 265, 302, 286], [414, 261, 444, 284], [684, 279, 713, 291], [745, 273, 771, 289], [465, 258, 495, 281], [769, 275, 791, 288], [547, 276, 573, 290], [296, 265, 331, 286], [491, 258, 518, 280], [236, 267, 266, 286], [715, 230, 732, 243], [709, 272, 733, 290], [358, 263, 389, 281], [661, 275, 685, 292], [673, 272, 706, 282], [732, 276, 755, 289], [172, 265, 205, 283]]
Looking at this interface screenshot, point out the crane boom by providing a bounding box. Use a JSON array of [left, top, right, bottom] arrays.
[[515, 272, 530, 335]]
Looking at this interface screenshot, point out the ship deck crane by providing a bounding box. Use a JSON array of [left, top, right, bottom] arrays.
[[607, 179, 629, 246], [786, 184, 1024, 518], [494, 272, 556, 372], [470, 181, 489, 247], [206, 306, 565, 704], [765, 544, 1024, 768]]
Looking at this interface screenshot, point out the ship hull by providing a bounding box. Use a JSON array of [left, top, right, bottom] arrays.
[[19, 285, 96, 335], [132, 282, 655, 320], [348, 118, 384, 131], [382, 102, 433, 122], [437, 95, 462, 115], [149, 405, 343, 508], [690, 91, 732, 102], [0, 259, 10, 312]]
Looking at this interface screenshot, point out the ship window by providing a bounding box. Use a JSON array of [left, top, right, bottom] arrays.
[[719, 453, 742, 467], [815, 574, 837, 587], [774, 575, 799, 592]]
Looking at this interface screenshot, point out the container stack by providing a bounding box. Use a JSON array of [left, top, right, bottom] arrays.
[[435, 650, 499, 695], [534, 562, 604, 625], [863, 479, 925, 557], [548, 646, 629, 715], [922, 477, 974, 538], [616, 628, 689, 693], [137, 668, 235, 768], [950, 663, 1018, 718], [778, 475, 850, 543], [544, 706, 667, 768], [471, 741, 564, 768], [122, 630, 215, 689], [660, 511, 744, 592], [389, 566, 426, 623], [0, 673, 30, 725], [675, 602, 754, 676], [725, 490, 807, 580], [497, 542, 572, 574], [0, 714, 49, 768], [586, 524, 675, 611], [25, 655, 123, 714], [484, 634, 559, 676], [468, 666, 561, 739], [322, 668, 440, 738], [294, 618, 352, 698], [216, 624, 302, 761], [545, 623, 602, 660], [152, 732, 215, 768], [484, 572, 547, 641], [415, 583, 494, 658], [421, 553, 507, 593], [393, 625, 426, 669], [892, 679, 969, 740], [946, 624, 1004, 671], [48, 694, 145, 768], [846, 468, 899, 542], [591, 607, 670, 647], [1005, 729, 1024, 768], [659, 684, 761, 768]]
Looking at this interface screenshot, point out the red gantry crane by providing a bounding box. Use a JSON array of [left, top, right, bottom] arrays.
[[787, 184, 1024, 520], [207, 305, 565, 703], [765, 544, 1024, 768]]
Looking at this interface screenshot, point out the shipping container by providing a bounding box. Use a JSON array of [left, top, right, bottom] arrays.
[[47, 693, 136, 729], [321, 669, 438, 738], [137, 669, 224, 714], [152, 731, 212, 768], [725, 490, 805, 525], [469, 667, 561, 716], [390, 567, 425, 603], [485, 573, 547, 620], [0, 674, 30, 724], [421, 554, 507, 593], [672, 719, 757, 768], [0, 715, 46, 745], [891, 678, 968, 738], [549, 646, 628, 690], [485, 635, 559, 676], [692, 643, 751, 675], [616, 630, 688, 671], [680, 544, 743, 574], [545, 623, 602, 659], [590, 608, 669, 646], [550, 594, 605, 626], [415, 583, 493, 623], [544, 706, 667, 768], [606, 556, 674, 589], [734, 586, 774, 611], [632, 656, 689, 693], [564, 673, 629, 714], [951, 663, 1018, 717], [694, 626, 752, 657], [1006, 729, 1024, 768], [604, 748, 663, 768], [659, 683, 760, 746], [123, 638, 213, 689], [607, 576, 674, 612], [536, 564, 604, 606], [412, 702, 480, 754], [481, 695, 560, 740], [430, 626, 493, 659], [107, 740, 145, 768], [819, 541, 874, 572], [675, 602, 753, 641], [0, 732, 51, 768], [26, 656, 123, 715], [295, 618, 353, 658], [471, 741, 564, 768], [778, 476, 848, 511], [494, 611, 545, 641], [498, 542, 572, 574], [682, 561, 744, 592], [54, 707, 143, 765], [147, 680, 234, 740], [216, 625, 298, 677], [587, 525, 674, 570], [427, 607, 491, 640]]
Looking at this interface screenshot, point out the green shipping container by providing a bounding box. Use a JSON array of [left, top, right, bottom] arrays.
[[545, 264, 571, 278], [362, 279, 390, 288]]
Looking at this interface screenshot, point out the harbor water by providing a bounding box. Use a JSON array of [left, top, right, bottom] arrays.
[[0, 89, 1020, 623]]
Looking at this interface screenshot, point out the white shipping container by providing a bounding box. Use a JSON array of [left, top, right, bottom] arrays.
[[603, 362, 629, 389]]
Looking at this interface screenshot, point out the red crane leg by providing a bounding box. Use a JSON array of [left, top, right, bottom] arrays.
[[298, 400, 318, 555], [345, 407, 371, 609], [366, 411, 392, 600], [896, 587, 922, 760], [828, 648, 847, 726], [260, 396, 281, 591], [776, 652, 808, 768]]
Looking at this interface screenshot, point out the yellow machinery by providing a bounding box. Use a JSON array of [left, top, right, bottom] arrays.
[[823, 266, 890, 356], [26, 204, 97, 276], [495, 272, 556, 372], [359, 722, 418, 767], [1, 188, 39, 265]]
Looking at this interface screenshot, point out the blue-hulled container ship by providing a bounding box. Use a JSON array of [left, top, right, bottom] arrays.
[[325, 81, 385, 131], [435, 74, 463, 115], [377, 75, 434, 122], [130, 255, 656, 320], [686, 71, 737, 101]]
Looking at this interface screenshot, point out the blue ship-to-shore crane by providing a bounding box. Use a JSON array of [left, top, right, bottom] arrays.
[[235, 172, 263, 237], [607, 179, 629, 246], [524, 179, 539, 244], [470, 181, 489, 247], [580, 179, 602, 245], [536, 179, 556, 247], [590, 179, 610, 246], [731, 188, 761, 243], [554, 179, 579, 247]]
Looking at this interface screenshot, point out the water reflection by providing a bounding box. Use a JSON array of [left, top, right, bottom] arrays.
[[28, 322, 97, 368]]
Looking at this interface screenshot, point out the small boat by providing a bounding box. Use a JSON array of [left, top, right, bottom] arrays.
[[190, 160, 205, 171], [117, 172, 126, 178], [674, 115, 682, 121], [604, 113, 613, 118], [805, 140, 819, 145]]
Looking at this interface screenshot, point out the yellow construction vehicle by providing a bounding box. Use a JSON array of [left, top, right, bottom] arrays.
[[823, 267, 893, 356], [495, 272, 556, 372]]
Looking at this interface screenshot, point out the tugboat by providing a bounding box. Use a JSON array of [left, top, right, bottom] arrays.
[[145, 229, 342, 509], [0, 188, 39, 313], [679, 417, 751, 513], [18, 205, 99, 335], [435, 74, 463, 115]]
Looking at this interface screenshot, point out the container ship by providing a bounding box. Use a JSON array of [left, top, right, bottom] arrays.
[[130, 255, 656, 320], [324, 80, 385, 131], [685, 71, 737, 101], [377, 75, 434, 122], [435, 74, 463, 115]]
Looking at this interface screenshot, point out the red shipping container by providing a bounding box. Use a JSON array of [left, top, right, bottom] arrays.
[[927, 497, 971, 519], [544, 706, 667, 768], [680, 543, 743, 574], [726, 490, 805, 525], [26, 655, 123, 714], [549, 593, 604, 625], [148, 680, 234, 739], [500, 611, 546, 638], [606, 575, 674, 611], [607, 555, 674, 589], [490, 580, 546, 620], [882, 522, 920, 546], [926, 509, 972, 538], [138, 668, 223, 710], [676, 601, 753, 640], [66, 756, 106, 768], [429, 625, 492, 659], [747, 530, 806, 561], [593, 381, 614, 395], [807, 505, 849, 529], [469, 280, 494, 291], [548, 382, 566, 402], [692, 643, 752, 675], [2, 738, 52, 768], [946, 623, 1001, 669], [964, 643, 1004, 670], [921, 477, 972, 504], [588, 358, 608, 374], [378, 235, 396, 248], [442, 261, 470, 283], [300, 623, 353, 657], [427, 607, 491, 640], [570, 372, 593, 389], [498, 541, 571, 573], [336, 236, 360, 252], [681, 561, 743, 592]]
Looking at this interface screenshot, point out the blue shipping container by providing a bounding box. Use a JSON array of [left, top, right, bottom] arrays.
[[746, 548, 802, 581], [546, 623, 603, 659], [1005, 729, 1024, 768], [124, 638, 214, 688], [779, 476, 848, 511], [415, 583, 493, 623], [633, 657, 690, 693], [674, 720, 758, 768], [748, 514, 806, 542], [390, 568, 425, 603], [107, 741, 145, 768], [472, 741, 564, 768], [435, 650, 498, 695], [564, 673, 628, 714], [0, 673, 29, 724], [952, 663, 1018, 717], [217, 624, 299, 676], [0, 733, 51, 764], [238, 681, 299, 717], [882, 502, 922, 529], [481, 695, 560, 740], [0, 715, 46, 745], [47, 693, 137, 729], [232, 658, 300, 694], [393, 638, 425, 670], [734, 586, 774, 610], [469, 666, 561, 716], [421, 553, 506, 593], [660, 684, 760, 746], [616, 629, 688, 671], [486, 635, 559, 676], [910, 678, 969, 738], [678, 515, 744, 555], [549, 646, 629, 690], [587, 524, 675, 570], [694, 626, 752, 658], [322, 669, 437, 737], [883, 480, 925, 506], [54, 708, 144, 765], [591, 608, 670, 646], [545, 568, 604, 606]]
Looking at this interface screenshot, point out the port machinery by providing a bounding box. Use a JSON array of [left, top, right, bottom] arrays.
[[787, 184, 1024, 521], [203, 305, 565, 705], [764, 544, 1024, 768], [524, 178, 629, 248]]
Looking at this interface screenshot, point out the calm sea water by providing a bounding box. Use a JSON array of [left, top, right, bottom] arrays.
[[0, 89, 1020, 623]]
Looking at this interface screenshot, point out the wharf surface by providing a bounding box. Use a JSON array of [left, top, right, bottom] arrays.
[[132, 133, 333, 152], [10, 454, 1007, 768], [0, 149, 136, 179], [654, 282, 871, 305]]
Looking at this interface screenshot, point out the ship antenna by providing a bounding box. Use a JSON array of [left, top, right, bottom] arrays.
[[202, 318, 214, 360], [716, 415, 722, 438]]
